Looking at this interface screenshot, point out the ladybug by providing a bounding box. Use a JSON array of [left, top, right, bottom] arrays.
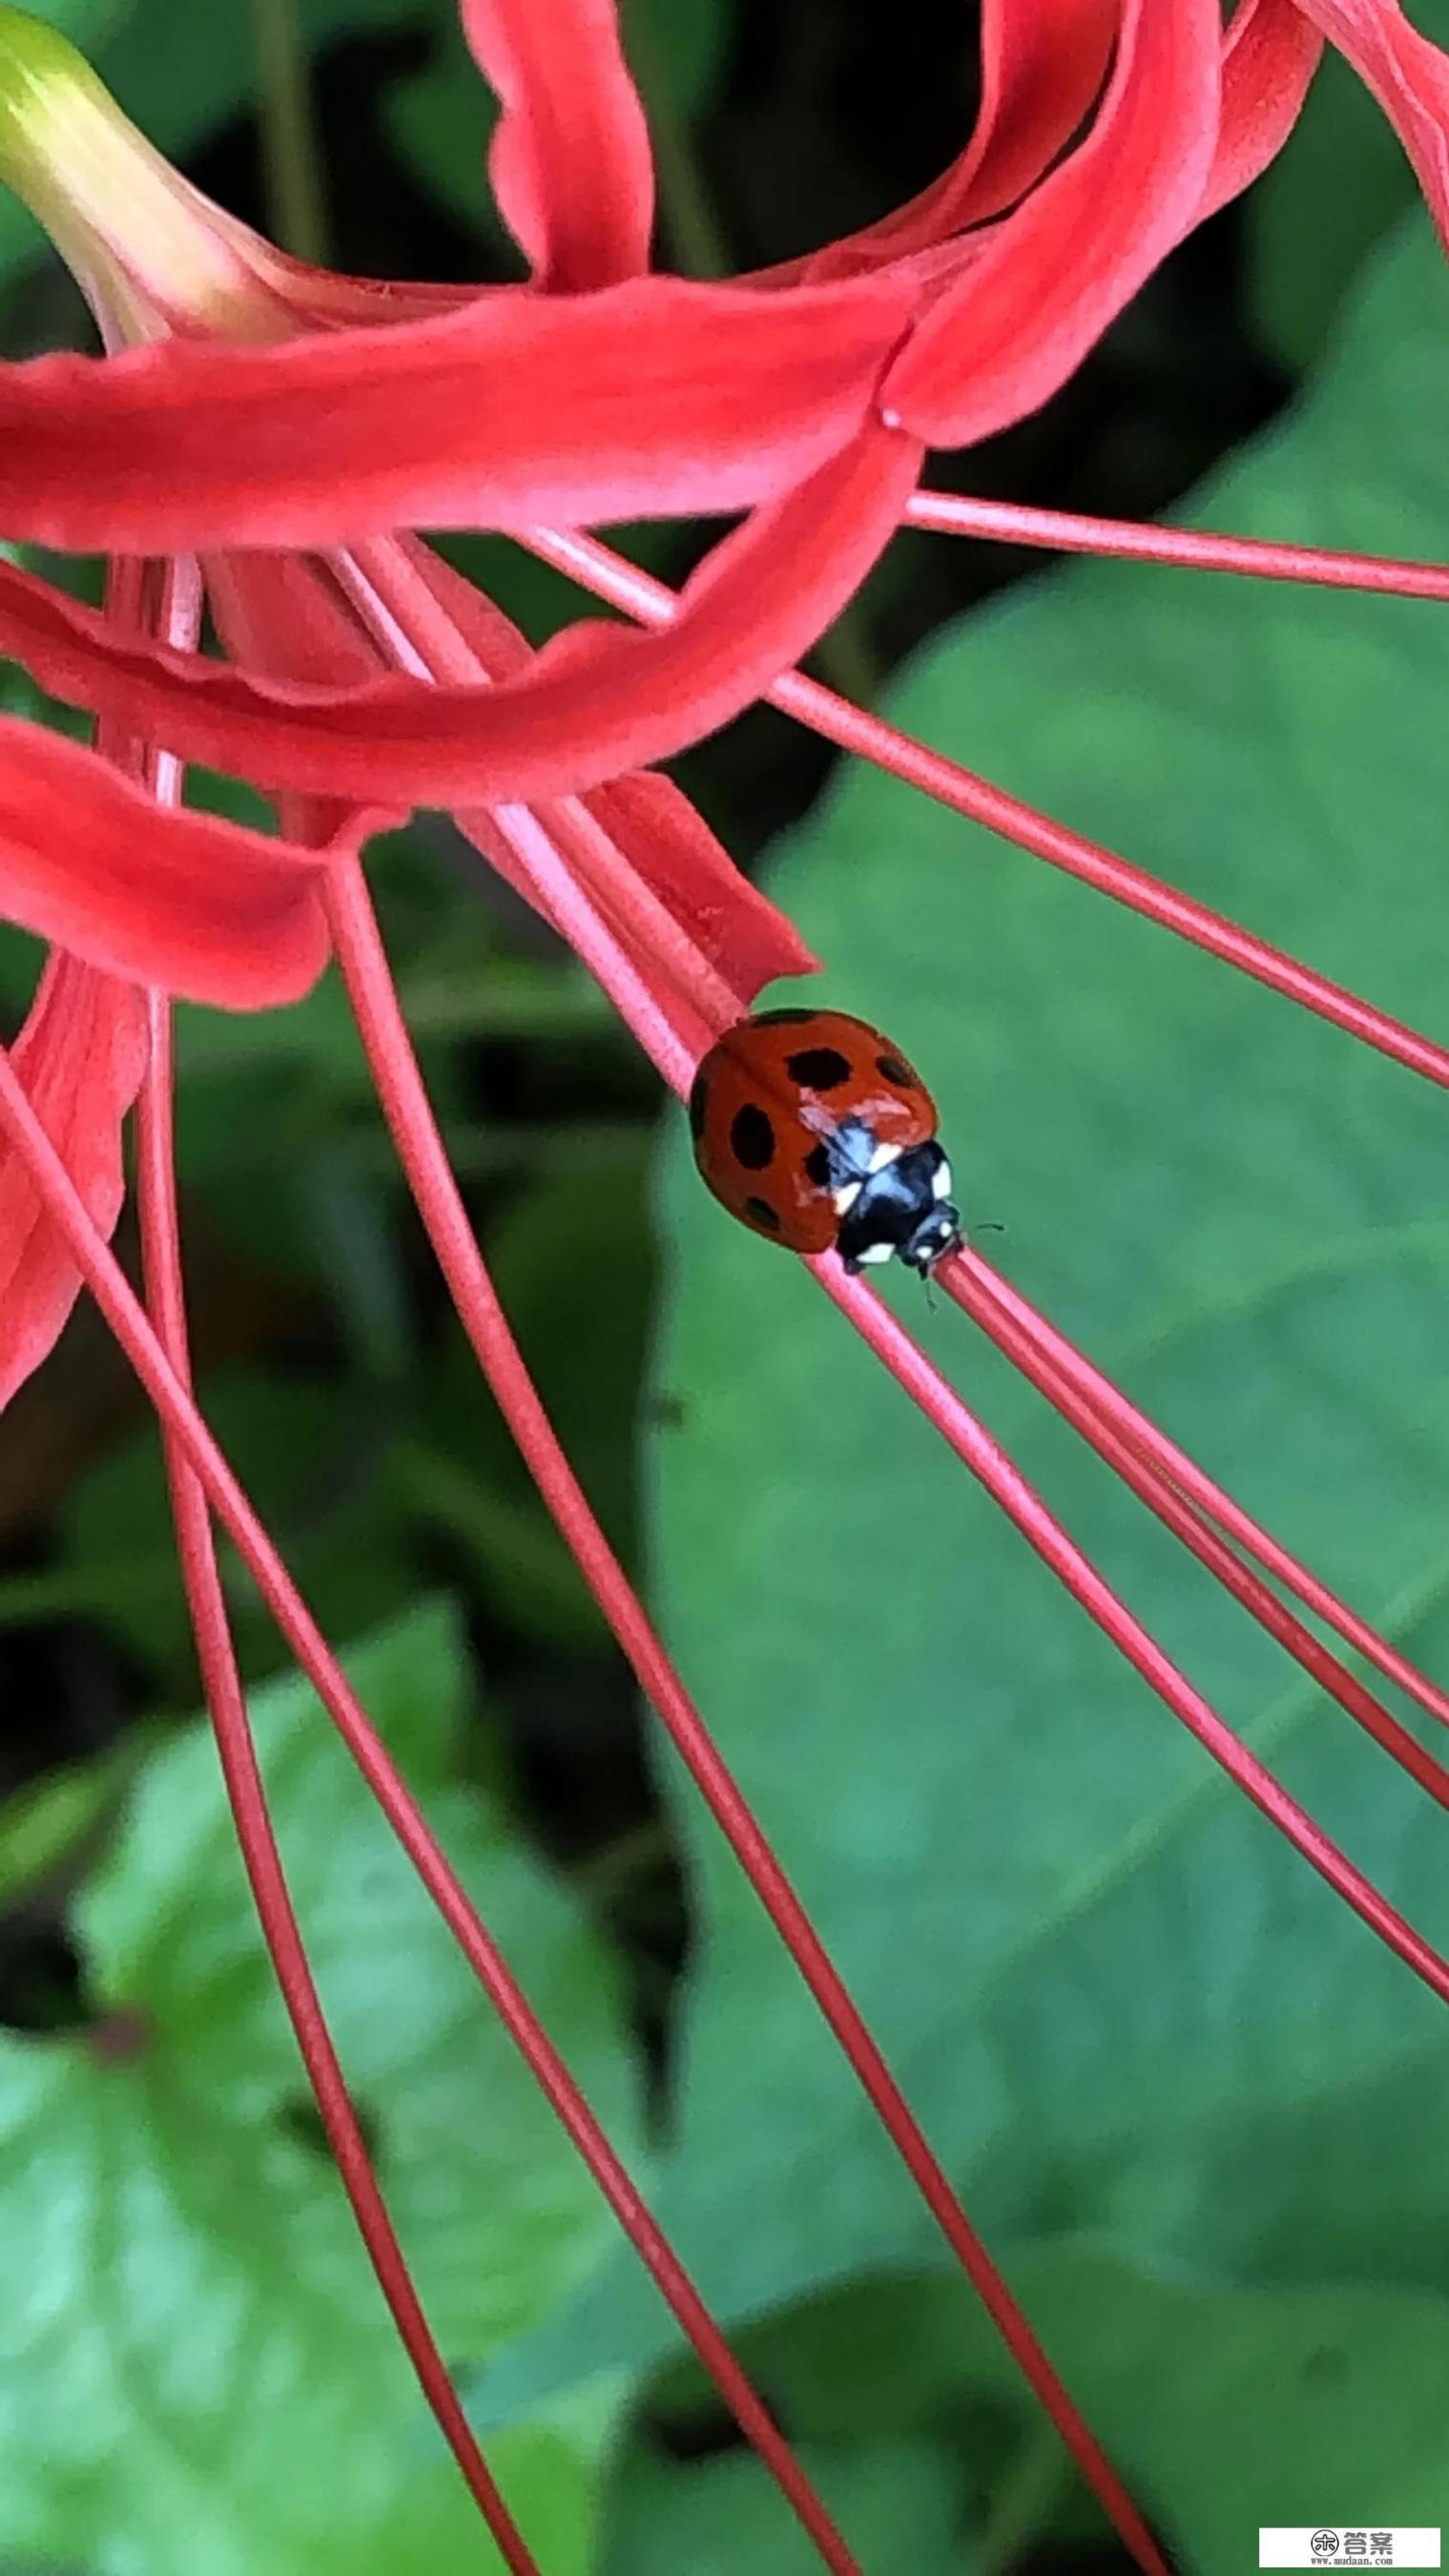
[[688, 1007, 962, 1277]]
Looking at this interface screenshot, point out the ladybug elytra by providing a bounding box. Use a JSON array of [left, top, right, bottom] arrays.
[[689, 1007, 962, 1278]]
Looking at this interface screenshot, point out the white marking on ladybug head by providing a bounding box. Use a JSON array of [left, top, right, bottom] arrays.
[[932, 1157, 954, 1201], [856, 1239, 895, 1265], [832, 1180, 862, 1215], [866, 1139, 902, 1176]]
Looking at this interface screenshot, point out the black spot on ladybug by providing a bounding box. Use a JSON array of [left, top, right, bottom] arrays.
[[803, 1143, 832, 1188], [877, 1051, 916, 1087], [688, 1070, 710, 1140], [730, 1104, 776, 1170], [744, 1196, 780, 1231], [786, 1047, 852, 1091], [751, 1006, 818, 1026]]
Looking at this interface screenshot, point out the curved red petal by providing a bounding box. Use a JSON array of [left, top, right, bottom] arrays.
[[1293, 0, 1449, 240], [0, 953, 145, 1410], [0, 273, 910, 552], [205, 535, 815, 1003], [0, 424, 923, 804], [367, 539, 818, 999], [880, 0, 1223, 447], [796, 0, 1120, 285], [461, 0, 654, 287], [0, 712, 335, 1005], [1197, 0, 1325, 221]]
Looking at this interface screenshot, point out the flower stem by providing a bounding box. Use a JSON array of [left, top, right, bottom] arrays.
[[251, 0, 329, 263]]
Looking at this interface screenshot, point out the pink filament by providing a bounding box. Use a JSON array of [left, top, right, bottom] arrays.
[[959, 1252, 1449, 1736], [904, 488, 1449, 604], [813, 1257, 1449, 2004], [523, 524, 1449, 1092], [102, 552, 542, 2567], [324, 851, 1168, 2576], [315, 579, 1449, 2023]]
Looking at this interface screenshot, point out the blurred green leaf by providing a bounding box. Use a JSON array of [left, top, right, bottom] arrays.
[[95, 0, 424, 160], [409, 1157, 655, 1651], [58, 1368, 420, 1684], [0, 1736, 153, 1909], [0, 1601, 638, 2572], [1249, 5, 1449, 371], [478, 215, 1449, 2523], [604, 2435, 966, 2575]]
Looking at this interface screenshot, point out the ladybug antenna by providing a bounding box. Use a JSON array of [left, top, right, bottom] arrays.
[[970, 1219, 1005, 1239]]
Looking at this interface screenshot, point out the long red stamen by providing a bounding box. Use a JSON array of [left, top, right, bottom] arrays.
[[905, 488, 1449, 604], [323, 851, 1169, 2576], [96, 556, 543, 2568], [959, 1252, 1449, 1736], [813, 1258, 1449, 2004], [524, 525, 1449, 1091], [0, 1030, 863, 2576], [337, 655, 1449, 2002], [943, 1254, 1449, 1808]]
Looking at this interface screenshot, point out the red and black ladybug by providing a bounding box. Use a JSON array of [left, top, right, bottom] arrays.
[[689, 1007, 961, 1277]]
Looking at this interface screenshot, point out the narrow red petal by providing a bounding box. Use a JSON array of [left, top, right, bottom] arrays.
[[880, 0, 1223, 446], [585, 770, 818, 1004], [0, 952, 145, 1410], [0, 274, 910, 551], [1199, 0, 1325, 220], [1293, 0, 1449, 241], [0, 425, 923, 803], [797, 0, 1120, 284], [460, 0, 654, 288], [0, 712, 336, 1005]]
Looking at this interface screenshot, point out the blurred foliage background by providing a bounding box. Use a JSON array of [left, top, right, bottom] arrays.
[[2, 2, 1449, 2570]]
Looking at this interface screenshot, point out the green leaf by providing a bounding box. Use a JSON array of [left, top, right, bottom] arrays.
[[478, 215, 1449, 2487], [604, 2435, 966, 2576], [0, 1602, 640, 2572], [1249, 4, 1449, 371]]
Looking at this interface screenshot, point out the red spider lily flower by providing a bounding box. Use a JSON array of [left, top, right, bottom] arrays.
[[0, 0, 1305, 1407], [14, 4, 1449, 2571], [0, 0, 1320, 822]]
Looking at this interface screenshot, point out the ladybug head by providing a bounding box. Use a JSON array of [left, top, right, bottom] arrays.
[[837, 1139, 962, 1278]]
